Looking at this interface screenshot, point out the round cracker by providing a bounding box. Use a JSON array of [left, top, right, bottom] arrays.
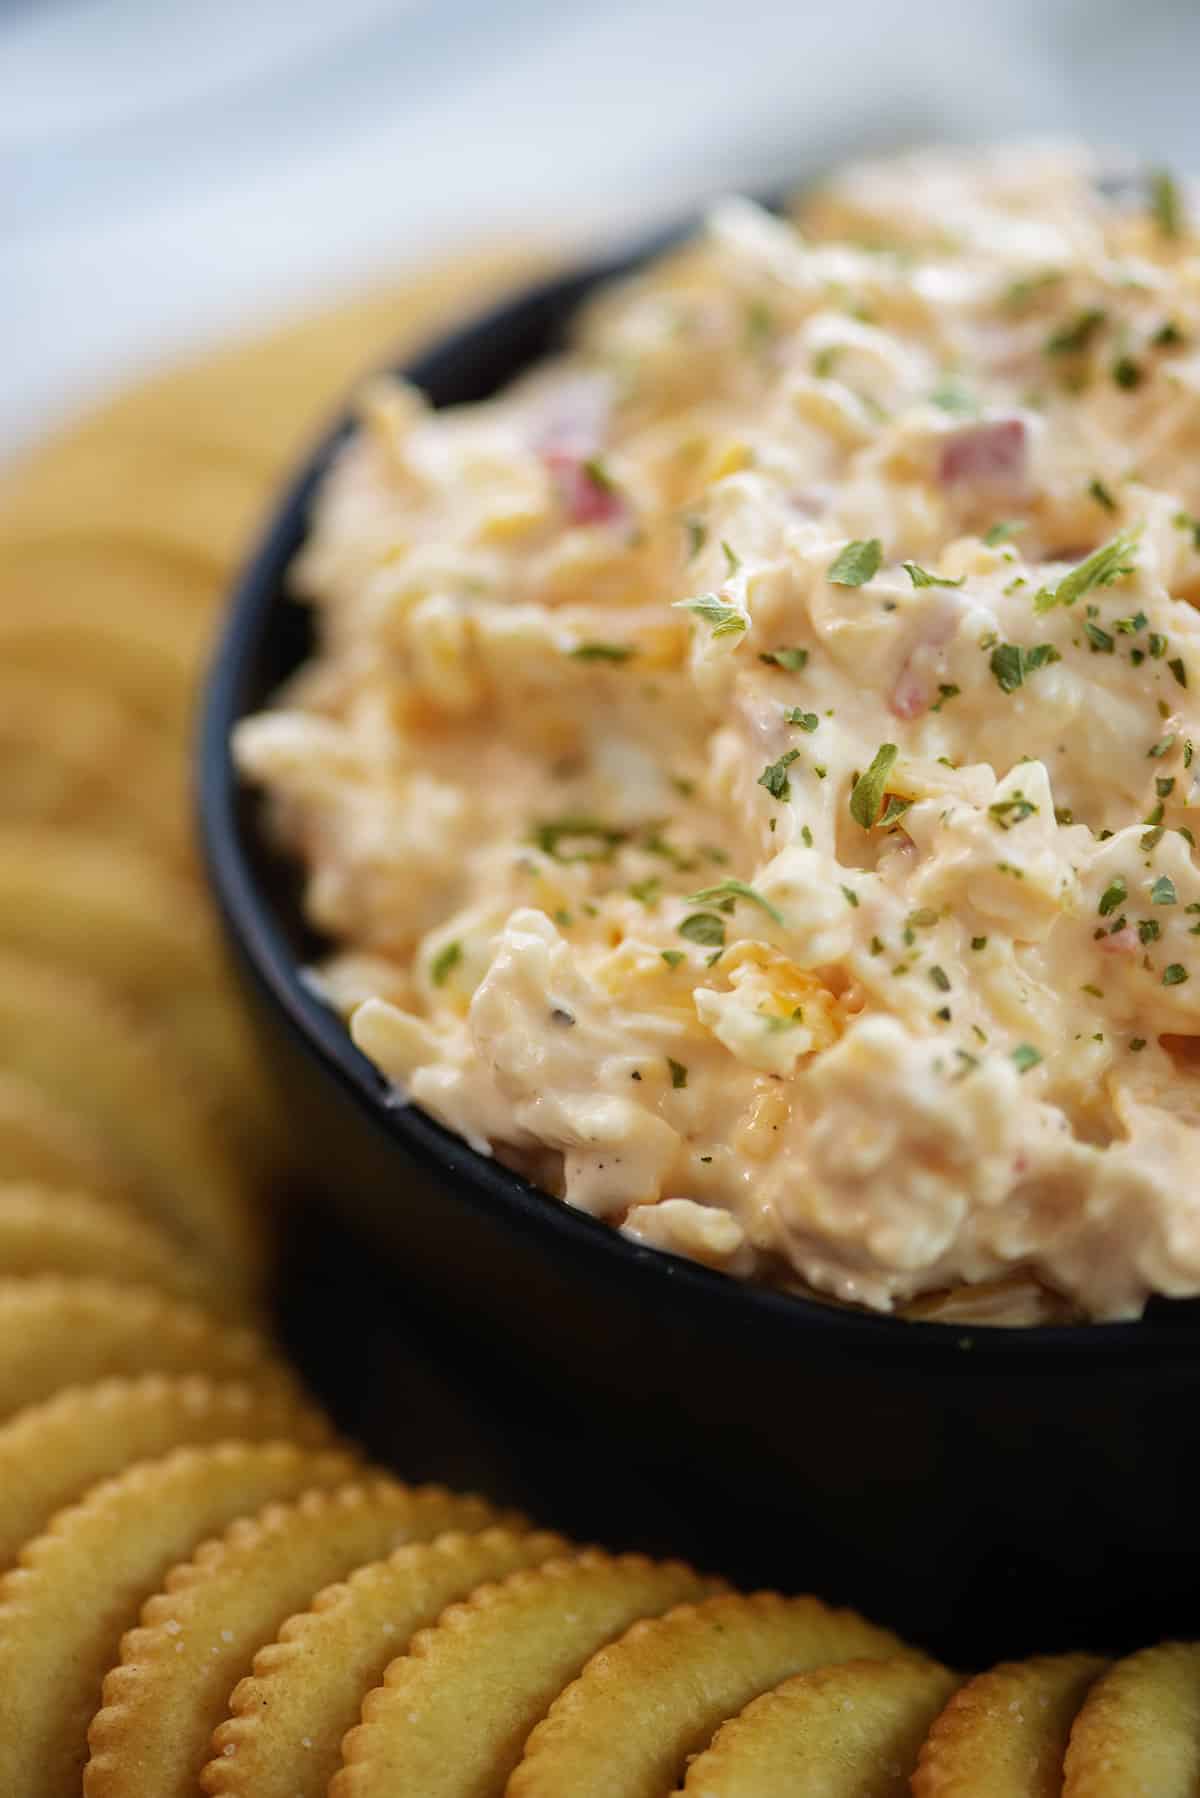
[[0, 953, 261, 1288], [0, 669, 191, 870], [0, 1070, 139, 1207], [1062, 1641, 1200, 1796], [0, 456, 272, 574], [0, 535, 214, 643], [203, 1527, 571, 1798], [0, 603, 198, 736], [0, 828, 277, 1151], [911, 1652, 1107, 1797], [509, 1591, 911, 1798], [331, 1551, 724, 1798], [0, 1374, 334, 1569], [0, 1278, 292, 1421], [678, 1656, 962, 1796], [86, 1482, 520, 1798], [0, 1183, 217, 1309], [0, 1441, 359, 1798]]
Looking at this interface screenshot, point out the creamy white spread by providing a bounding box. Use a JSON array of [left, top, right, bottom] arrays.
[[237, 143, 1200, 1323]]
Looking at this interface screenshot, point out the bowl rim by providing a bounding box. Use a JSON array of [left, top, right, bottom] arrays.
[[198, 222, 1200, 1368]]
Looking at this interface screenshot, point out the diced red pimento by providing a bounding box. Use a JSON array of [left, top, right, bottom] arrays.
[[541, 447, 627, 527], [939, 417, 1027, 490], [1100, 925, 1139, 956], [890, 663, 929, 720]]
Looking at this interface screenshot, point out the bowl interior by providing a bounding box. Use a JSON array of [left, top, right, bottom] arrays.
[[198, 219, 1200, 1367]]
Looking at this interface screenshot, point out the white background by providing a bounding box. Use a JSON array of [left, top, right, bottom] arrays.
[[4, 0, 1199, 455]]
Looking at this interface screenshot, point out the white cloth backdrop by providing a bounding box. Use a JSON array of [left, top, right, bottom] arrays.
[[3, 0, 1198, 452]]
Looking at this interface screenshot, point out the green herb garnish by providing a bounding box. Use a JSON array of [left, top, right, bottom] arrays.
[[1011, 1043, 1043, 1073], [989, 794, 1038, 828], [757, 750, 801, 802], [672, 593, 746, 637], [570, 641, 635, 662], [1152, 875, 1178, 905], [1150, 168, 1184, 239], [429, 941, 462, 987], [903, 561, 964, 589], [1098, 876, 1128, 917], [667, 1058, 688, 1089], [784, 708, 819, 732], [1045, 307, 1106, 355], [533, 817, 628, 862], [686, 879, 785, 926], [989, 641, 1061, 692], [678, 913, 726, 947], [1033, 528, 1140, 613], [1163, 963, 1189, 986], [849, 743, 899, 828], [759, 646, 808, 671], [827, 538, 883, 587]]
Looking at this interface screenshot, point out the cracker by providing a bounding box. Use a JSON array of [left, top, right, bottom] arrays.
[[331, 1551, 724, 1798], [677, 1655, 962, 1796], [86, 1483, 520, 1798], [0, 537, 212, 732], [0, 1278, 293, 1421], [509, 1591, 911, 1798], [0, 1183, 215, 1309], [0, 669, 191, 869], [0, 1071, 139, 1207], [1062, 1641, 1200, 1796], [0, 1442, 359, 1798], [0, 459, 269, 573], [0, 602, 197, 738], [911, 1653, 1107, 1797], [0, 1374, 334, 1568], [0, 828, 276, 1151], [203, 1527, 571, 1798], [0, 954, 261, 1287]]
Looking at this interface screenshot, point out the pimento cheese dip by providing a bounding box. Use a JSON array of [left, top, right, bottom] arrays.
[[238, 144, 1200, 1324]]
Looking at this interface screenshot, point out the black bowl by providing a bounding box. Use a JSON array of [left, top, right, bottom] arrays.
[[200, 225, 1200, 1663]]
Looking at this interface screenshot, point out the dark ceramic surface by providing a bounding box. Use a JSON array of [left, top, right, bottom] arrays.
[[200, 229, 1200, 1665]]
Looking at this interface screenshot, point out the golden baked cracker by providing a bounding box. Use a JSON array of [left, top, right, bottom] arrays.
[[0, 455, 270, 573], [0, 828, 275, 1149], [0, 954, 261, 1288], [1062, 1641, 1200, 1796], [331, 1551, 724, 1798], [0, 1374, 334, 1568], [86, 1483, 520, 1798], [0, 1441, 359, 1798], [0, 1183, 216, 1308], [677, 1656, 962, 1796], [0, 669, 191, 870], [203, 1527, 571, 1798], [509, 1591, 911, 1798], [0, 1278, 293, 1421], [0, 1071, 139, 1207], [0, 599, 197, 737], [0, 534, 214, 642], [911, 1653, 1107, 1797]]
